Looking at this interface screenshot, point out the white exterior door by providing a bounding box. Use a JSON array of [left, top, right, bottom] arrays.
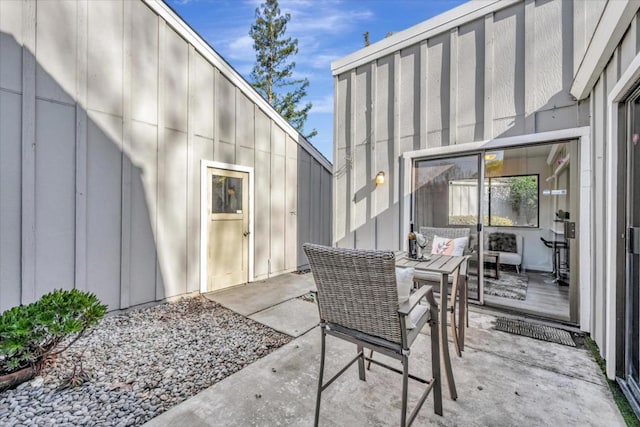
[[206, 167, 249, 292]]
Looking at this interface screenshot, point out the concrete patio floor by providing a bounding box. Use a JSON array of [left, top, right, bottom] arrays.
[[145, 273, 623, 426]]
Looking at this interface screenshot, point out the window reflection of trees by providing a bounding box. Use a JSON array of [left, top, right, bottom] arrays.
[[212, 176, 242, 214]]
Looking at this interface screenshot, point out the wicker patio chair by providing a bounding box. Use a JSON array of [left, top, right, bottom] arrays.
[[303, 243, 443, 427]]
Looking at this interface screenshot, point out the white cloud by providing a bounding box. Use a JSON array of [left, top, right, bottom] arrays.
[[244, 0, 373, 46], [279, 0, 373, 36], [307, 53, 341, 70], [212, 0, 372, 75], [308, 94, 333, 114], [227, 35, 255, 61]]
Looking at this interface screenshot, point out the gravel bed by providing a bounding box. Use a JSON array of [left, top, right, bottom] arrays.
[[0, 296, 292, 426]]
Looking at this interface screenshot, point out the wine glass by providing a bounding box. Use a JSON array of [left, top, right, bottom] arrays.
[[416, 233, 427, 260]]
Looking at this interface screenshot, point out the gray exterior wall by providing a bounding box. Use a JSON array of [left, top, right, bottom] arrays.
[[332, 0, 592, 249], [332, 0, 639, 372], [584, 6, 640, 367], [0, 0, 331, 312]]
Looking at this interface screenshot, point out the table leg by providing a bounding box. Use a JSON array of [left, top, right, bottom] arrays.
[[440, 273, 457, 400], [458, 272, 466, 352]]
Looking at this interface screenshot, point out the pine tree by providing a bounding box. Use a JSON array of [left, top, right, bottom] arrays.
[[249, 0, 317, 139]]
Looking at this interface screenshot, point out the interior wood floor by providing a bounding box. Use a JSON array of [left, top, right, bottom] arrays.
[[467, 270, 570, 322]]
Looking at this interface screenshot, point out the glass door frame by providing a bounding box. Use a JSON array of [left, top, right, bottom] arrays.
[[407, 142, 580, 321], [409, 151, 486, 304], [620, 85, 640, 417]]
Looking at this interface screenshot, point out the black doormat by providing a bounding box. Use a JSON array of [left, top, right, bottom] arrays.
[[494, 317, 576, 347]]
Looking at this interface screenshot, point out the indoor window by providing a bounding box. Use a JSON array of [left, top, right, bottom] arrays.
[[485, 175, 539, 227]]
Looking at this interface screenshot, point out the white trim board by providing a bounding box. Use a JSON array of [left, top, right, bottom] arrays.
[[331, 0, 520, 75], [401, 127, 592, 329], [143, 0, 331, 172], [199, 160, 255, 294], [603, 50, 640, 379], [571, 0, 640, 100], [402, 127, 590, 160]]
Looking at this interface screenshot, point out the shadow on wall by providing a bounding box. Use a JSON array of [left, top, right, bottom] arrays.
[[296, 135, 332, 270], [0, 29, 170, 312], [1, 0, 334, 311], [334, 0, 587, 250], [494, 0, 583, 139]]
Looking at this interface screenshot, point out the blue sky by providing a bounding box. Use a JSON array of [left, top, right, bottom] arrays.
[[169, 0, 468, 161]]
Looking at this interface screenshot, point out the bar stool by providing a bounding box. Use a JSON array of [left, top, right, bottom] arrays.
[[540, 237, 567, 283]]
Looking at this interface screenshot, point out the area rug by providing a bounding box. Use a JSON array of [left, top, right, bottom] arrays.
[[468, 270, 528, 300], [494, 317, 576, 347]]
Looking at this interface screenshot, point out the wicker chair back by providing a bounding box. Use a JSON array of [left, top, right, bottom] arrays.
[[303, 243, 403, 344]]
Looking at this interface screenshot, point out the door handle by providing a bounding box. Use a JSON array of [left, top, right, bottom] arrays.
[[243, 231, 250, 237]]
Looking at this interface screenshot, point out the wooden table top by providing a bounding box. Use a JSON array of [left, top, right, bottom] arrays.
[[395, 251, 466, 274]]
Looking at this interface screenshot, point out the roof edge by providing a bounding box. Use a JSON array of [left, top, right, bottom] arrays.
[[570, 0, 640, 101], [331, 0, 520, 75], [144, 0, 332, 172]]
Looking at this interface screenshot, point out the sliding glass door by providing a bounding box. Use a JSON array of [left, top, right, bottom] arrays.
[[480, 143, 576, 322], [412, 142, 579, 321], [413, 154, 483, 301], [622, 87, 640, 414]]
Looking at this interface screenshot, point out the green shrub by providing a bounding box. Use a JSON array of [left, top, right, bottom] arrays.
[[448, 215, 514, 226], [0, 289, 107, 376]]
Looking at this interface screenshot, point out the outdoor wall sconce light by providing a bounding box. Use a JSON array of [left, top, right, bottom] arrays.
[[375, 171, 385, 186]]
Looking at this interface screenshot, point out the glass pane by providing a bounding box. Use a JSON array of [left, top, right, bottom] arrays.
[[629, 96, 640, 382], [212, 175, 243, 213], [487, 175, 539, 227], [413, 155, 480, 300], [414, 156, 479, 228], [482, 143, 572, 320]]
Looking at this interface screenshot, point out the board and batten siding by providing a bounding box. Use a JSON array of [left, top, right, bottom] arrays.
[[582, 6, 640, 370], [332, 0, 589, 249], [0, 0, 331, 312]]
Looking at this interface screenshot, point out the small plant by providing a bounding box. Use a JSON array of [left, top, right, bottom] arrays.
[[0, 289, 107, 390], [448, 214, 514, 226], [58, 350, 92, 390]]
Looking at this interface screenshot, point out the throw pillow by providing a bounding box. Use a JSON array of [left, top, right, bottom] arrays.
[[395, 267, 414, 303], [431, 235, 468, 256], [395, 267, 416, 329]]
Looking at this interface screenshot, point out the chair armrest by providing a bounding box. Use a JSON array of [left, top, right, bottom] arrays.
[[459, 255, 470, 277], [398, 285, 436, 316]]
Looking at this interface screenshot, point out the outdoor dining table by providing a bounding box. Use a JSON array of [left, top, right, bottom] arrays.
[[395, 252, 467, 401]]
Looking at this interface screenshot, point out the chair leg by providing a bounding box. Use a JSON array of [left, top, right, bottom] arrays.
[[366, 348, 374, 370], [451, 309, 461, 358], [430, 305, 443, 416], [401, 354, 409, 427], [314, 326, 327, 427], [357, 344, 366, 381]]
